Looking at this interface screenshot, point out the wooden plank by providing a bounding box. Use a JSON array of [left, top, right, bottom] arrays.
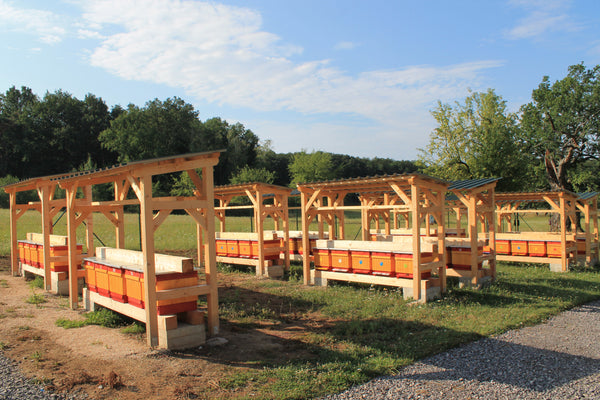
[[88, 290, 147, 322], [27, 233, 69, 246], [315, 269, 434, 289], [216, 256, 273, 267], [156, 284, 211, 301], [95, 247, 194, 273]]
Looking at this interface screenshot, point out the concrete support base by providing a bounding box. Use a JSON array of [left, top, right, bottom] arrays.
[[402, 285, 441, 302]]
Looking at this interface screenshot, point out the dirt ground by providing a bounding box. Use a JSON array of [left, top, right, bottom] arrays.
[[0, 255, 325, 400]]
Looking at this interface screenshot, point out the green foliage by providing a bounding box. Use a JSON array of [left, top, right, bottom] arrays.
[[229, 166, 275, 184], [520, 63, 600, 191], [419, 89, 531, 191], [289, 150, 336, 185], [27, 276, 44, 289], [26, 291, 46, 305], [56, 308, 130, 329]]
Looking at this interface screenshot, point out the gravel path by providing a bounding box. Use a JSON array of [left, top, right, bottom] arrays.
[[0, 354, 86, 400], [325, 299, 600, 399], [2, 300, 600, 399]]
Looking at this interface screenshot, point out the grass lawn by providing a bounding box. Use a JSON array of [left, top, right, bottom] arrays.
[[2, 209, 600, 398]]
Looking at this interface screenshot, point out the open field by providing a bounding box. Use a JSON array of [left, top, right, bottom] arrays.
[[1, 209, 600, 398]]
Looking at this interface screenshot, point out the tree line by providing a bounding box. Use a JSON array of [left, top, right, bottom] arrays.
[[0, 87, 417, 206], [1, 62, 598, 207]]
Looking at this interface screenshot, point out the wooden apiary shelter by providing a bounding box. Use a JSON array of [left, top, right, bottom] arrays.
[[213, 183, 291, 277], [297, 174, 449, 303], [494, 191, 579, 272], [54, 151, 222, 347], [445, 178, 498, 287], [575, 192, 599, 265], [3, 173, 88, 294]]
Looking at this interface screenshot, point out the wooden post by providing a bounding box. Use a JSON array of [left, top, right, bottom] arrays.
[[138, 174, 159, 347], [84, 186, 95, 261], [301, 191, 311, 285], [202, 165, 219, 335], [468, 194, 478, 286], [411, 183, 421, 301], [256, 191, 265, 276], [559, 195, 568, 272], [65, 184, 79, 310], [489, 190, 497, 280], [281, 193, 290, 271], [8, 191, 19, 276], [39, 185, 52, 291]]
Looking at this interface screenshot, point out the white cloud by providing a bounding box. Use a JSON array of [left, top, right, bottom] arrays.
[[334, 41, 358, 50], [506, 0, 580, 40], [79, 0, 500, 126], [0, 0, 66, 44]]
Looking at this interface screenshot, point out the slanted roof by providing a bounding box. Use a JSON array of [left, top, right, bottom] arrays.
[[296, 173, 449, 194], [448, 177, 500, 191], [214, 182, 293, 198]]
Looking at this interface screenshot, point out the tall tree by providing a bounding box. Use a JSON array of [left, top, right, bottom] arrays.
[[0, 86, 39, 177], [419, 89, 531, 191], [288, 150, 335, 185], [520, 63, 600, 192], [100, 97, 203, 163]]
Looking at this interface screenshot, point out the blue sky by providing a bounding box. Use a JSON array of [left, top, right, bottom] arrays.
[[1, 0, 599, 161]]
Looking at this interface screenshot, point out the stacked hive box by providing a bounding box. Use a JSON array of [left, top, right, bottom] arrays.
[[83, 247, 199, 316], [495, 233, 574, 258], [313, 237, 437, 279], [18, 233, 83, 272], [445, 238, 487, 271], [215, 231, 282, 260]]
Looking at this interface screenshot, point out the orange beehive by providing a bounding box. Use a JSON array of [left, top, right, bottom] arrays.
[[94, 263, 110, 297], [577, 239, 586, 254], [547, 241, 563, 257], [123, 269, 144, 308], [156, 272, 199, 315], [18, 241, 25, 264], [23, 242, 33, 265], [123, 270, 199, 315], [226, 240, 239, 257], [37, 245, 44, 268], [216, 239, 228, 256], [528, 241, 547, 257], [30, 243, 39, 268], [107, 265, 126, 302], [496, 240, 511, 255], [446, 246, 483, 270], [394, 252, 432, 279], [313, 248, 331, 270], [511, 241, 528, 256], [48, 244, 83, 272], [330, 249, 351, 272], [351, 250, 371, 274], [84, 260, 97, 293], [238, 240, 253, 258], [371, 251, 394, 276]]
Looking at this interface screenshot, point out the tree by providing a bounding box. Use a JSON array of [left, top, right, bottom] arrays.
[[0, 86, 39, 177], [288, 150, 335, 185], [520, 63, 600, 192], [419, 89, 531, 191], [230, 166, 275, 185], [100, 97, 203, 163], [202, 118, 260, 185]]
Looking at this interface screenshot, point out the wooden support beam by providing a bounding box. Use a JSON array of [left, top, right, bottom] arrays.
[[139, 174, 159, 347]]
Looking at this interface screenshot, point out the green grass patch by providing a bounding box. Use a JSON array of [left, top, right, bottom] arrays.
[[25, 292, 46, 305], [27, 276, 44, 289], [215, 263, 600, 399], [0, 279, 8, 288], [56, 308, 133, 329], [121, 322, 146, 334]]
